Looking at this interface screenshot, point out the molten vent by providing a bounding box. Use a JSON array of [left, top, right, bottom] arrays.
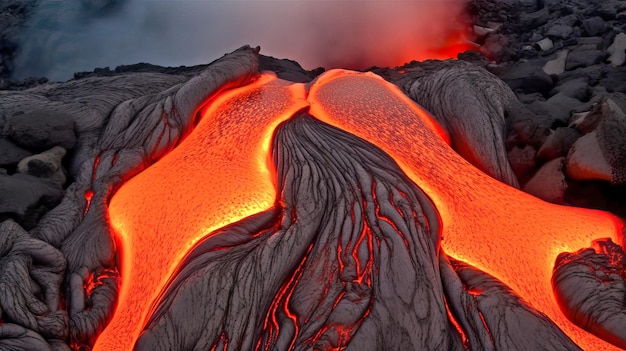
[[97, 70, 623, 350]]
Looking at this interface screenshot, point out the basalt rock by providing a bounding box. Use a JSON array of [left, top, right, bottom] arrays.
[[0, 138, 32, 169], [17, 146, 67, 187], [553, 238, 626, 349], [397, 60, 519, 187], [537, 127, 582, 161], [523, 156, 568, 203], [0, 173, 64, 230], [0, 219, 68, 348], [0, 45, 263, 347], [2, 109, 76, 152]]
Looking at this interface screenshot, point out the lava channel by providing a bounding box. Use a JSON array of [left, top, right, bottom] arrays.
[[99, 70, 624, 350]]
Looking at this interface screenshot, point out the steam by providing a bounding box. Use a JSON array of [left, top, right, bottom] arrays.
[[13, 0, 468, 82]]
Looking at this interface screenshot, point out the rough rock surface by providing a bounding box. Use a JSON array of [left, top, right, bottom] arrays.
[[0, 138, 31, 168], [1, 45, 262, 348], [396, 60, 520, 187], [17, 146, 67, 186], [0, 173, 64, 230], [523, 156, 568, 203], [2, 109, 76, 151], [0, 0, 625, 348], [553, 239, 626, 349], [0, 219, 68, 350]]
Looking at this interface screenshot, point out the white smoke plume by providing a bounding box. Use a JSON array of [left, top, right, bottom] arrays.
[[13, 0, 469, 82]]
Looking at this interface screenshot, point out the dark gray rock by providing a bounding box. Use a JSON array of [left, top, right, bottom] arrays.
[[607, 33, 626, 66], [595, 98, 626, 184], [553, 239, 626, 349], [565, 46, 606, 70], [3, 110, 76, 151], [501, 61, 554, 96], [559, 63, 607, 86], [258, 55, 324, 83], [590, 3, 619, 20], [581, 17, 607, 37], [574, 36, 604, 48], [602, 67, 626, 93], [507, 144, 537, 185], [550, 77, 590, 101], [546, 24, 574, 40], [537, 127, 582, 161], [397, 60, 520, 187], [0, 173, 64, 230], [0, 138, 32, 168], [506, 102, 554, 148], [523, 157, 567, 204], [518, 8, 551, 30], [527, 93, 583, 124]]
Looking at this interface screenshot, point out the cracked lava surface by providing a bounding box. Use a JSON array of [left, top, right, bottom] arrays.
[[100, 70, 623, 350]]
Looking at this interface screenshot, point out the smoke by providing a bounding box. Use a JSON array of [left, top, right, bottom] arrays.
[[13, 0, 469, 82]]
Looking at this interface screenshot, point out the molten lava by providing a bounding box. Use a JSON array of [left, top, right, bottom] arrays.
[[100, 70, 623, 350]]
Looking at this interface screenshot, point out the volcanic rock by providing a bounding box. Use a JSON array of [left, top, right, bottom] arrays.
[[501, 61, 554, 96], [258, 55, 323, 83], [565, 45, 606, 70], [552, 239, 626, 349], [2, 109, 76, 152], [17, 146, 67, 187], [507, 144, 537, 184], [602, 66, 626, 93], [0, 173, 64, 230], [523, 157, 567, 204], [594, 99, 626, 184], [0, 219, 68, 348], [543, 50, 569, 76], [559, 64, 607, 86], [550, 77, 590, 101], [537, 127, 582, 161], [506, 102, 555, 148], [581, 16, 607, 37], [546, 24, 574, 40], [135, 112, 581, 351], [565, 131, 612, 182], [0, 138, 32, 168], [534, 92, 584, 122], [398, 60, 520, 187], [607, 32, 626, 66]]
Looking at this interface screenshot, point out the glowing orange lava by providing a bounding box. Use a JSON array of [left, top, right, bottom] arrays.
[[100, 70, 623, 350], [99, 74, 307, 350]]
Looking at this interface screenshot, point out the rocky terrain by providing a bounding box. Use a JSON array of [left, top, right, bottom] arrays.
[[0, 0, 625, 350]]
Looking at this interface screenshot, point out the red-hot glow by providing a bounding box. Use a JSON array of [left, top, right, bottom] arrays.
[[99, 70, 624, 350], [98, 74, 308, 350], [308, 70, 624, 350]]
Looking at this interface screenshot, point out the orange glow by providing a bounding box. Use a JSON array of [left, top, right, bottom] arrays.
[[308, 70, 624, 350], [396, 28, 478, 64], [100, 69, 624, 350], [98, 73, 308, 350]]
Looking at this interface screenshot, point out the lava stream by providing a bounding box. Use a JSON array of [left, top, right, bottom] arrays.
[[100, 70, 623, 350]]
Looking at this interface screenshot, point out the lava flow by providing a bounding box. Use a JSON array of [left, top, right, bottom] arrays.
[[99, 70, 623, 350]]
